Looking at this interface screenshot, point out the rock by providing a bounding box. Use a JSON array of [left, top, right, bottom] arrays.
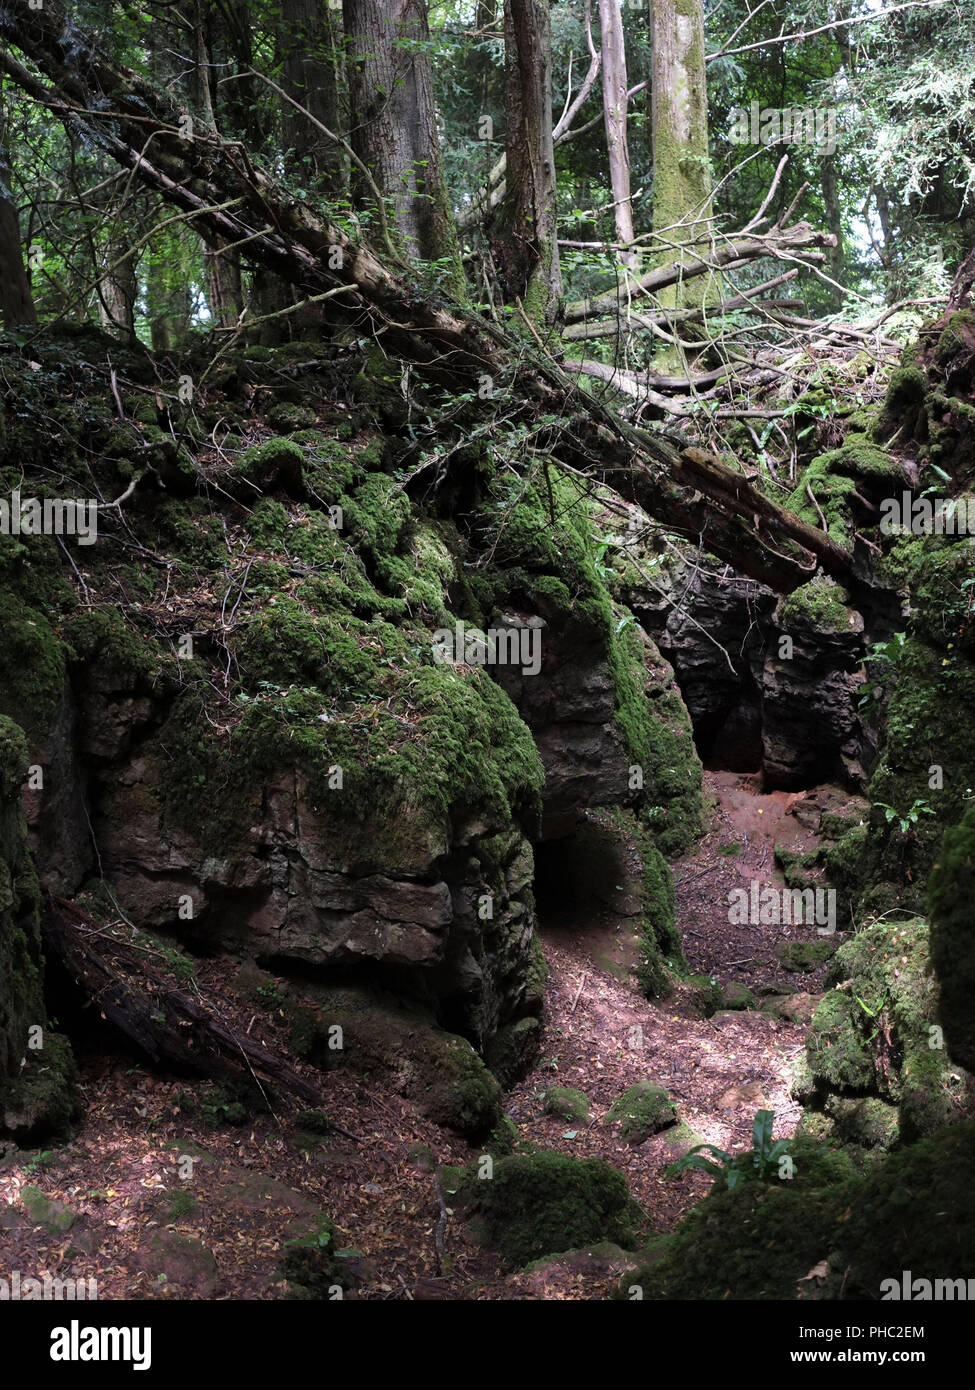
[[776, 939, 839, 972], [441, 1151, 639, 1269], [604, 1082, 677, 1143], [21, 1186, 77, 1234], [541, 1086, 589, 1121], [721, 981, 758, 1011]]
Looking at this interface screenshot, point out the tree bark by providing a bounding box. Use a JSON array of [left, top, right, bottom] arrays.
[[650, 0, 718, 314], [344, 0, 464, 292], [598, 0, 635, 263], [489, 0, 563, 324], [0, 95, 36, 329]]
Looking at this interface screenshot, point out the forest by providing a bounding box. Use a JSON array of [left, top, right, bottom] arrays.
[[0, 0, 974, 1335]]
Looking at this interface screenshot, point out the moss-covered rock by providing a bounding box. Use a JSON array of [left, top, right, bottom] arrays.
[[776, 939, 839, 972], [604, 1081, 677, 1143], [444, 1150, 640, 1268], [541, 1086, 589, 1121]]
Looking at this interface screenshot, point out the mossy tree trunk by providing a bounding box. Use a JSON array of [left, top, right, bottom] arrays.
[[488, 0, 563, 325], [343, 0, 464, 295], [650, 0, 719, 322]]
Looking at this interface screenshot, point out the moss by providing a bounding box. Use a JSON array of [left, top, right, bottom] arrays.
[[0, 593, 65, 740], [234, 598, 375, 695], [604, 1081, 677, 1143], [777, 577, 854, 634], [267, 402, 318, 433], [451, 1150, 640, 1268], [720, 981, 757, 1011], [234, 437, 306, 495], [627, 1120, 975, 1300], [807, 989, 874, 1090], [21, 1185, 77, 1234], [928, 805, 975, 1073], [934, 309, 975, 367], [634, 835, 681, 999], [776, 939, 838, 972], [541, 1085, 589, 1121], [686, 973, 722, 1017]]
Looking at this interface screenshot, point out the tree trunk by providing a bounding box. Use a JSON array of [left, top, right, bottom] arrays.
[[96, 231, 137, 342], [650, 0, 717, 314], [193, 1, 241, 330], [344, 0, 464, 293], [489, 0, 562, 324], [821, 152, 845, 311], [0, 97, 36, 329], [598, 0, 635, 264]]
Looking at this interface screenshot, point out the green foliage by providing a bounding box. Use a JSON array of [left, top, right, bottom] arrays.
[[667, 1110, 797, 1191]]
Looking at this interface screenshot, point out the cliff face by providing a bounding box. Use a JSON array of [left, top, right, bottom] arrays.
[[0, 331, 703, 1118]]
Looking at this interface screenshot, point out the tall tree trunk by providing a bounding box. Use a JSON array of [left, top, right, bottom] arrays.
[[489, 0, 562, 325], [650, 0, 717, 315], [0, 96, 36, 329], [821, 152, 845, 311], [598, 0, 635, 264], [344, 0, 464, 293], [96, 230, 137, 342], [282, 0, 344, 195], [193, 1, 241, 330]]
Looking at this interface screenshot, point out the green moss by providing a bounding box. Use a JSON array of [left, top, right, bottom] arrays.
[[807, 991, 874, 1090], [0, 593, 65, 740], [776, 939, 838, 972], [267, 402, 317, 433], [777, 577, 854, 634], [541, 1085, 589, 1121], [279, 1214, 352, 1298], [451, 1150, 640, 1268], [934, 309, 975, 367], [234, 437, 306, 495], [720, 981, 757, 1011], [604, 1081, 677, 1142], [928, 805, 975, 1073]]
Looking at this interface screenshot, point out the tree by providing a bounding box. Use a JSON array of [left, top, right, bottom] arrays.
[[488, 0, 563, 323], [0, 91, 36, 330], [650, 0, 718, 314], [598, 0, 634, 263], [344, 0, 464, 292]]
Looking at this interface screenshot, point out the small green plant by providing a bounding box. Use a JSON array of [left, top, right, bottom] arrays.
[[859, 631, 907, 712], [874, 797, 935, 836], [21, 1149, 54, 1175], [666, 1110, 796, 1191], [255, 979, 284, 1007]]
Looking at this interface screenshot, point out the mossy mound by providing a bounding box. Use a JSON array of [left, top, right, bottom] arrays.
[[788, 441, 902, 545], [604, 1081, 677, 1143], [443, 1150, 640, 1269], [620, 1120, 975, 1300], [777, 577, 856, 635], [776, 939, 839, 972], [804, 918, 963, 1149], [720, 981, 757, 1011], [541, 1086, 589, 1121]]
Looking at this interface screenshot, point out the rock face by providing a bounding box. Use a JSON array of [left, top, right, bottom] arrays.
[[0, 716, 76, 1138], [610, 521, 868, 789]]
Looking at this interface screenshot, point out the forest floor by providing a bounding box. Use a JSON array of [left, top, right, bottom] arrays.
[[0, 772, 848, 1300]]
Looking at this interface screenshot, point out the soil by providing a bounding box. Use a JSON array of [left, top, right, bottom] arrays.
[[0, 771, 845, 1300]]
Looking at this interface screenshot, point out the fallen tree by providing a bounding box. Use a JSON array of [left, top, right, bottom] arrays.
[[43, 897, 322, 1107], [0, 2, 878, 597]]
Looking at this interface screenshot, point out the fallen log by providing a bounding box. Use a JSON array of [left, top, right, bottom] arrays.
[[42, 896, 322, 1106]]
